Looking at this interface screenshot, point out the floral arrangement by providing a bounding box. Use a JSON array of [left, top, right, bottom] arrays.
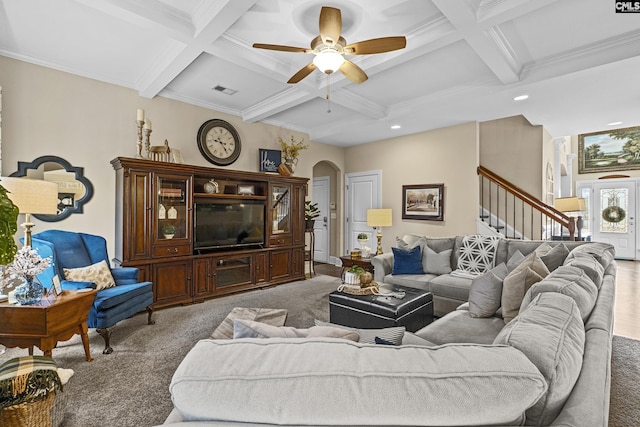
[[6, 246, 51, 284], [278, 135, 309, 159]]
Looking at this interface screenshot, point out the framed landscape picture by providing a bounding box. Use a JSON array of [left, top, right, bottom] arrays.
[[579, 126, 640, 173], [402, 183, 444, 221]]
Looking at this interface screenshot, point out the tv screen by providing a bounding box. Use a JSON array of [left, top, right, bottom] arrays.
[[194, 200, 265, 250]]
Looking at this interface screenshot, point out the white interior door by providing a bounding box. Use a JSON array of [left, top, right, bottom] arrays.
[[591, 180, 636, 259], [345, 170, 381, 255], [312, 176, 330, 263]]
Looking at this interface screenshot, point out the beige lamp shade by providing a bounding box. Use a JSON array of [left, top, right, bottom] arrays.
[[366, 209, 393, 227], [554, 197, 585, 213], [1, 177, 59, 215]]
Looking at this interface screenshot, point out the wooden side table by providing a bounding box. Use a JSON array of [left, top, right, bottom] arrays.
[[0, 289, 97, 362], [339, 255, 374, 282]]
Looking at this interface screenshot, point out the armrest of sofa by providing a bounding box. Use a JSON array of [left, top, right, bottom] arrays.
[[111, 267, 140, 285], [371, 252, 394, 282]]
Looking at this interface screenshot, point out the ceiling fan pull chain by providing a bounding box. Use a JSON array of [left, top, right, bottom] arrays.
[[326, 73, 332, 113]]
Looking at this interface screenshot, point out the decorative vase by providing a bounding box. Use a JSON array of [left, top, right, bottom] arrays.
[[284, 157, 298, 173], [305, 219, 315, 230], [13, 276, 44, 305]]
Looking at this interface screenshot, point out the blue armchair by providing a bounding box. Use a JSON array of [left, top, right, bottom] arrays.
[[30, 230, 154, 354]]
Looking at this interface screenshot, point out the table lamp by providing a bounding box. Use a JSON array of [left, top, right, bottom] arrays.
[[366, 208, 393, 255], [1, 177, 59, 246], [554, 196, 586, 240]]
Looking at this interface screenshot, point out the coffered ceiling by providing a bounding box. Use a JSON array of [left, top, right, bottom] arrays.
[[1, 0, 639, 146]]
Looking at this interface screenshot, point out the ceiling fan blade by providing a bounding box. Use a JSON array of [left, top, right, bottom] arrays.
[[288, 62, 317, 84], [339, 60, 368, 84], [344, 36, 407, 55], [252, 43, 309, 53], [319, 6, 342, 46]]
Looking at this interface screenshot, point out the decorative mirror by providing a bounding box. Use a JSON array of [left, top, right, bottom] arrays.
[[9, 156, 94, 222]]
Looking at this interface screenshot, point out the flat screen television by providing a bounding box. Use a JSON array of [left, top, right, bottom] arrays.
[[194, 200, 265, 251]]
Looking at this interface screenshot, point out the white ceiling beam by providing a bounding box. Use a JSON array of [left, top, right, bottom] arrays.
[[138, 0, 257, 98], [242, 88, 317, 123]]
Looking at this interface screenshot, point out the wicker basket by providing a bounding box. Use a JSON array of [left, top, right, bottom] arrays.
[[0, 392, 56, 427]]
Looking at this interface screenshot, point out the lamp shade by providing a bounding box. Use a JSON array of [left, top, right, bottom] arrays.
[[1, 177, 58, 215], [367, 209, 393, 227], [554, 197, 585, 213]]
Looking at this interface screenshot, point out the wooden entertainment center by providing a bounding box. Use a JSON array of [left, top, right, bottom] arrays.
[[111, 157, 308, 309]]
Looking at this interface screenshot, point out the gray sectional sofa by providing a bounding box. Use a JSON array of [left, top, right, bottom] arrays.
[[161, 236, 615, 427]]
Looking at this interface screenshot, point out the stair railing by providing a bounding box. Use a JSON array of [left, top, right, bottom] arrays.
[[478, 166, 575, 240]]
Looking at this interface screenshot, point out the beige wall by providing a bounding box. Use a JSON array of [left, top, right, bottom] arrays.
[[0, 56, 344, 257], [479, 115, 544, 198], [344, 122, 479, 252]]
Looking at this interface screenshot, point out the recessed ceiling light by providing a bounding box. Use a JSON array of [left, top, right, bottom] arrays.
[[608, 121, 623, 126], [391, 125, 401, 129], [513, 95, 529, 101]]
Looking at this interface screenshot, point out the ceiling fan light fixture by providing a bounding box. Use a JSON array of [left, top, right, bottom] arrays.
[[313, 49, 345, 73]]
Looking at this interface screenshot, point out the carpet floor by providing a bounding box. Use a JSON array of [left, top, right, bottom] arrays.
[[0, 274, 636, 426]]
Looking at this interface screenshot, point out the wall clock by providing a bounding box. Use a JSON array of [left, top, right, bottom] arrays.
[[197, 119, 241, 166]]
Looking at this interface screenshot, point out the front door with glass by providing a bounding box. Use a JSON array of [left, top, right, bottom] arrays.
[[591, 181, 636, 259]]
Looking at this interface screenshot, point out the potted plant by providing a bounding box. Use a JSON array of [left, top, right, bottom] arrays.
[[162, 224, 176, 239], [278, 135, 309, 174], [0, 183, 19, 266], [344, 264, 365, 285], [305, 201, 320, 230], [357, 232, 369, 247]]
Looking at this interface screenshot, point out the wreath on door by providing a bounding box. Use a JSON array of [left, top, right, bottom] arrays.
[[602, 206, 626, 223]]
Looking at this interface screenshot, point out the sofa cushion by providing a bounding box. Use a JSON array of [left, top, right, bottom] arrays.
[[391, 246, 424, 275], [424, 245, 452, 275], [563, 252, 605, 289], [520, 265, 598, 322], [383, 273, 433, 290], [415, 310, 506, 345], [451, 235, 502, 278], [501, 253, 550, 324], [429, 273, 473, 302], [314, 320, 405, 345], [539, 243, 570, 272], [468, 263, 508, 318], [565, 242, 615, 268], [494, 292, 585, 426], [170, 338, 547, 426], [233, 320, 360, 341], [63, 260, 115, 291], [92, 281, 152, 311]]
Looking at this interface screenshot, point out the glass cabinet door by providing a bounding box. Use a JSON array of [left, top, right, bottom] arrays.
[[271, 185, 291, 235], [156, 175, 190, 241]]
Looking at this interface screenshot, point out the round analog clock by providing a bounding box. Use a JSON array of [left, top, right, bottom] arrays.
[[196, 119, 241, 166]]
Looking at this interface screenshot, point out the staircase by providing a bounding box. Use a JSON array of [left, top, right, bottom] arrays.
[[477, 166, 576, 241]]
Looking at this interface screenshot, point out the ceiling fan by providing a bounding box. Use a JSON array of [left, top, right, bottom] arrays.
[[252, 6, 406, 84]]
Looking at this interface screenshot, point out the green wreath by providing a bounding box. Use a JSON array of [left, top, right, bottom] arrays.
[[602, 205, 626, 223]]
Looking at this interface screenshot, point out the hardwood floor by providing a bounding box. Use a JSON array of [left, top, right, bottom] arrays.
[[314, 260, 639, 340], [612, 260, 640, 340]]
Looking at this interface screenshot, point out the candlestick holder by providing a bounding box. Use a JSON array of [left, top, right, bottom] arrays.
[[143, 128, 152, 159], [136, 120, 144, 158]]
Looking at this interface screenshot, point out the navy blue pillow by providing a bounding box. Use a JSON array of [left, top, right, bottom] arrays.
[[391, 246, 424, 275], [375, 336, 397, 346]]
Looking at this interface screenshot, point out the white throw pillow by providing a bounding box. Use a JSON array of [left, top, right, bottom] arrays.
[[64, 260, 115, 290], [451, 235, 502, 278]]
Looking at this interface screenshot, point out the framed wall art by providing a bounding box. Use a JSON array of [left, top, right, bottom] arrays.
[[578, 126, 640, 173], [402, 183, 444, 221], [259, 149, 281, 173]]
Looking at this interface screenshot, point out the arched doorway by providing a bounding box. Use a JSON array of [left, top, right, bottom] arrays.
[[312, 161, 340, 265]]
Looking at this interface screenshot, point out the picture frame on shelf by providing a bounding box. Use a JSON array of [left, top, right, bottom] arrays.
[[259, 149, 281, 173], [578, 126, 640, 173], [52, 274, 62, 296], [238, 184, 255, 196], [402, 183, 444, 221]]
